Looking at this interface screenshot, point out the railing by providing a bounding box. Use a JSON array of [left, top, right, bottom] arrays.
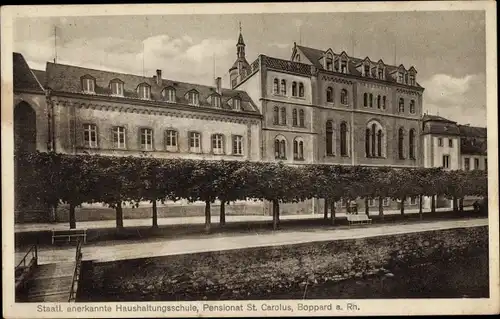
[[68, 239, 83, 302], [16, 244, 37, 270]]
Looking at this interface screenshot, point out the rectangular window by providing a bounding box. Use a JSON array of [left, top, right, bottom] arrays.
[[165, 130, 178, 150], [233, 98, 241, 110], [211, 134, 224, 154], [188, 92, 199, 106], [212, 96, 221, 107], [382, 198, 390, 207], [140, 128, 153, 150], [438, 138, 443, 147], [364, 65, 370, 77], [164, 89, 176, 102], [83, 124, 98, 148], [111, 82, 124, 96], [368, 198, 376, 207], [409, 197, 417, 205], [448, 138, 453, 147], [442, 155, 450, 169], [378, 68, 384, 79], [189, 132, 201, 153], [112, 126, 126, 149], [341, 61, 348, 73], [82, 78, 95, 93], [474, 158, 479, 170], [398, 73, 404, 83], [464, 157, 470, 171], [232, 135, 243, 155], [138, 85, 151, 100]]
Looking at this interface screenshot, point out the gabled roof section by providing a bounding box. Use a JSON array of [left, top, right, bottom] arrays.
[[294, 45, 324, 69], [109, 78, 124, 83], [408, 66, 417, 74], [31, 69, 47, 88], [13, 52, 45, 93], [45, 61, 260, 114], [338, 51, 349, 59], [422, 114, 456, 124]]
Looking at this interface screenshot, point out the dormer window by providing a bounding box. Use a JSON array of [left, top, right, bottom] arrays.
[[211, 94, 221, 107], [378, 68, 384, 79], [364, 65, 370, 77], [188, 91, 199, 106], [398, 72, 404, 83], [341, 60, 348, 74], [162, 87, 176, 102], [110, 80, 124, 96], [137, 84, 151, 100], [409, 74, 416, 86], [81, 76, 95, 94], [233, 97, 241, 110]]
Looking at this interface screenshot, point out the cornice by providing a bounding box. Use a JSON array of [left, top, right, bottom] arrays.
[[55, 98, 261, 125]]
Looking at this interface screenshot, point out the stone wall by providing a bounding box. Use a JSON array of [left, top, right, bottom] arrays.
[[80, 226, 488, 301]]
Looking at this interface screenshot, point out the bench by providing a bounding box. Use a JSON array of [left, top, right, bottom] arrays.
[[347, 214, 372, 226], [52, 229, 87, 244]]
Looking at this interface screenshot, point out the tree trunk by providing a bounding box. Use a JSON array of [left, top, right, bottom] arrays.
[[330, 200, 336, 225], [459, 198, 464, 212], [419, 195, 423, 220], [400, 197, 405, 215], [272, 200, 280, 230], [152, 200, 158, 228], [364, 198, 369, 216], [220, 200, 226, 226], [452, 197, 458, 213], [378, 196, 384, 220], [431, 195, 436, 213], [116, 202, 124, 229], [205, 201, 211, 234], [69, 203, 76, 229], [323, 198, 329, 220]]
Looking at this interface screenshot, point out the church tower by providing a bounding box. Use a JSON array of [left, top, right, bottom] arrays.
[[229, 23, 250, 88]]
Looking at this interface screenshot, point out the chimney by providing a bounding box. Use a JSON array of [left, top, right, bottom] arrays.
[[215, 77, 221, 94], [156, 69, 162, 85]]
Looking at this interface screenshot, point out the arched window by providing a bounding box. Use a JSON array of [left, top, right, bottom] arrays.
[[363, 93, 368, 107], [273, 106, 279, 124], [340, 122, 348, 156], [299, 110, 305, 127], [280, 107, 287, 125], [365, 128, 371, 157], [326, 120, 334, 156], [293, 138, 304, 160], [398, 128, 405, 159], [326, 87, 333, 103], [410, 100, 416, 114], [292, 109, 298, 126], [281, 79, 287, 95], [399, 98, 405, 113], [377, 95, 381, 109], [369, 93, 373, 107], [273, 79, 279, 94], [409, 129, 416, 159], [367, 120, 385, 158], [341, 89, 348, 105], [292, 82, 297, 97], [377, 130, 382, 157], [274, 136, 287, 159], [382, 96, 387, 109], [371, 123, 376, 157], [299, 83, 304, 97]]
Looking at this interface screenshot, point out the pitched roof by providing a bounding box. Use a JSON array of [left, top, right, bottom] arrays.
[[45, 62, 259, 114], [422, 121, 461, 136], [295, 45, 422, 88], [13, 53, 44, 93], [31, 69, 46, 88], [458, 125, 487, 138], [422, 114, 457, 123]]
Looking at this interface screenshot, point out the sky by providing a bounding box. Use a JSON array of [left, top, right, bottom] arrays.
[[13, 11, 486, 126]]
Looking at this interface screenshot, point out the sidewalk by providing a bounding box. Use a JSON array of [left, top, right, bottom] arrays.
[[15, 206, 466, 233], [16, 217, 487, 265]]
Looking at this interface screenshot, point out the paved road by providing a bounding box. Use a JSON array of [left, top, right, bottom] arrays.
[[16, 217, 487, 265], [15, 207, 467, 233]]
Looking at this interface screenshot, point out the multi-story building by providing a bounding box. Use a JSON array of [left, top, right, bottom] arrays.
[[13, 51, 263, 222], [230, 35, 424, 213], [421, 114, 487, 208]]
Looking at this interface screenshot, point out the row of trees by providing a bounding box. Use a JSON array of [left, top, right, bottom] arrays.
[[16, 152, 488, 232]]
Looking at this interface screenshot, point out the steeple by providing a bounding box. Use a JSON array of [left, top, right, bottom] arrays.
[[237, 22, 246, 58]]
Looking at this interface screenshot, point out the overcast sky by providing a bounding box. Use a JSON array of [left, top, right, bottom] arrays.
[[14, 11, 486, 126]]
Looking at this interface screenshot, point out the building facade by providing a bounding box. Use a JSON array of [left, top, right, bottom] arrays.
[[229, 35, 424, 213]]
